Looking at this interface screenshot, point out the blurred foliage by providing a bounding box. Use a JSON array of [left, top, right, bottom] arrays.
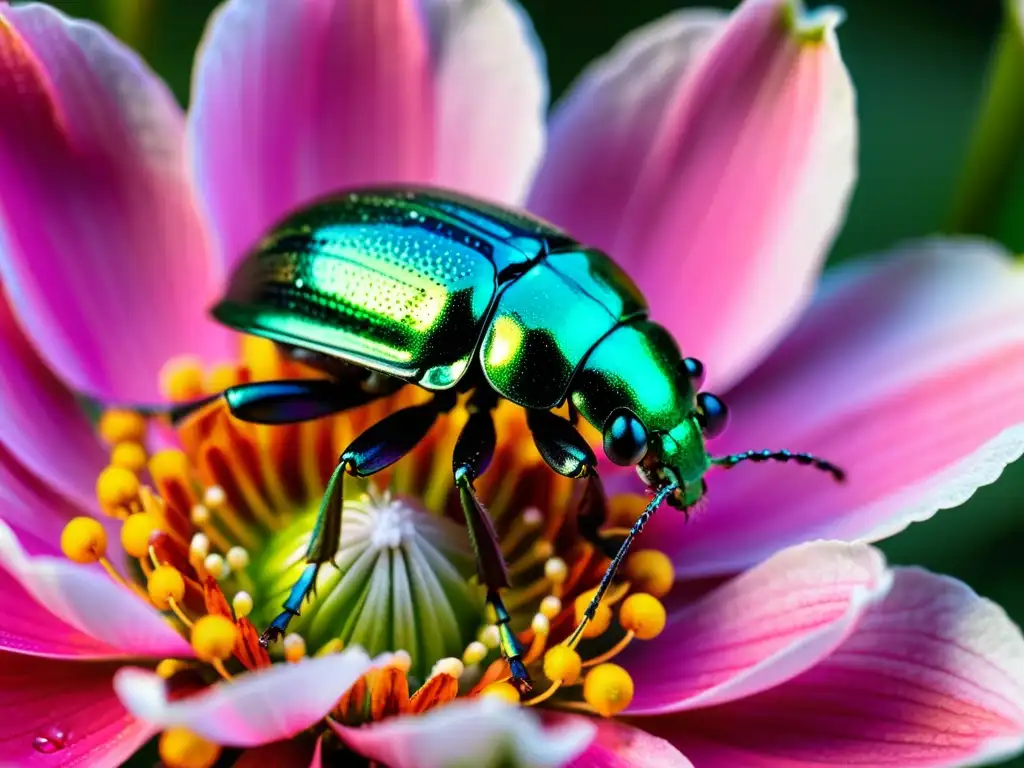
[[44, 0, 1024, 764]]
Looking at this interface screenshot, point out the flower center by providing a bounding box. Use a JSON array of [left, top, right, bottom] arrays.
[[60, 342, 674, 765]]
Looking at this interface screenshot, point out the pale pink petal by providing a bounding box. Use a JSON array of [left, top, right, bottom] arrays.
[[115, 649, 387, 747], [0, 653, 155, 768], [0, 445, 80, 557], [661, 238, 1024, 578], [625, 542, 892, 714], [191, 0, 546, 269], [563, 717, 693, 767], [0, 4, 229, 401], [0, 291, 105, 512], [527, 0, 856, 390], [664, 568, 1024, 767], [330, 696, 594, 768], [0, 521, 191, 659]]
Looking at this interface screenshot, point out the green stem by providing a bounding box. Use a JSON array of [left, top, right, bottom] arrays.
[[946, 0, 1024, 237]]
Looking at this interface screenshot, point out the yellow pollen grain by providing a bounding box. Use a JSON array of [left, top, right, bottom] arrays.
[[61, 517, 107, 563], [619, 594, 667, 640], [543, 645, 582, 686], [110, 442, 149, 473], [148, 566, 185, 610], [191, 615, 239, 663], [160, 357, 206, 402], [232, 591, 253, 619], [478, 625, 500, 649], [481, 681, 521, 704], [574, 589, 613, 639], [540, 595, 562, 619], [159, 727, 221, 768], [283, 633, 306, 663], [96, 466, 140, 515], [121, 513, 159, 559], [99, 409, 147, 446], [544, 557, 568, 585], [583, 663, 634, 717], [624, 550, 674, 599], [462, 641, 489, 666]]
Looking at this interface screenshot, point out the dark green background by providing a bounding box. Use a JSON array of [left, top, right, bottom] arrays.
[[45, 0, 1024, 765]]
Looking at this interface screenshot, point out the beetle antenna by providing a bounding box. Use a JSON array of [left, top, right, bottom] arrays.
[[711, 449, 845, 482]]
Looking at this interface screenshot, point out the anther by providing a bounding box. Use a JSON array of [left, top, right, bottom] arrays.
[[283, 633, 307, 663], [624, 550, 674, 598], [99, 409, 147, 446], [523, 507, 543, 527], [544, 557, 568, 585], [190, 504, 210, 526], [156, 659, 186, 679], [583, 663, 634, 717], [619, 594, 667, 640], [574, 588, 612, 639], [110, 442, 148, 473], [159, 727, 221, 768], [96, 466, 140, 515], [531, 613, 550, 636], [226, 546, 249, 571], [478, 625, 501, 649], [61, 517, 107, 564], [121, 513, 159, 559], [232, 591, 253, 618], [543, 646, 582, 686], [148, 566, 185, 610], [462, 641, 489, 667], [204, 485, 227, 509], [160, 357, 206, 402], [189, 533, 210, 560], [203, 553, 226, 580], [481, 681, 521, 704], [191, 615, 239, 664], [431, 657, 465, 680], [539, 595, 562, 620], [391, 650, 412, 672]]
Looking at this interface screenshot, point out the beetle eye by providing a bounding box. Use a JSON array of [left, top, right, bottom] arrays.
[[603, 408, 649, 466], [681, 357, 705, 388], [696, 392, 729, 439]]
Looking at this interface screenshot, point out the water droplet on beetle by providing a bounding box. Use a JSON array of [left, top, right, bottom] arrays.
[[32, 726, 68, 753]]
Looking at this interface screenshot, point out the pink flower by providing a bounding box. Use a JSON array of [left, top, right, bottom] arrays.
[[1, 0, 1023, 767]]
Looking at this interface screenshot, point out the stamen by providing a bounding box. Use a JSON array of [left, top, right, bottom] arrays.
[[582, 663, 634, 717], [618, 593, 667, 641], [60, 517, 130, 588], [147, 565, 190, 627], [191, 615, 240, 681], [623, 550, 674, 598], [544, 557, 568, 590], [121, 513, 159, 560], [188, 503, 231, 553], [430, 657, 465, 680], [283, 633, 307, 663], [539, 595, 562, 619], [203, 553, 226, 580], [522, 614, 550, 665], [158, 727, 221, 768], [461, 641, 489, 667], [95, 466, 141, 517], [156, 659, 188, 679], [478, 625, 501, 650], [232, 591, 253, 618], [526, 645, 582, 707], [110, 442, 148, 473], [160, 357, 206, 403], [572, 589, 613, 641], [98, 409, 148, 446], [481, 682, 521, 704]]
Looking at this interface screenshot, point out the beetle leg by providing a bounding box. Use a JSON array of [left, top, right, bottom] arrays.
[[452, 391, 531, 693], [169, 377, 395, 427], [525, 408, 617, 558], [259, 392, 456, 648]]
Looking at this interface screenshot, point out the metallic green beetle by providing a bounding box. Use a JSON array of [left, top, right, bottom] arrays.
[[177, 186, 844, 692]]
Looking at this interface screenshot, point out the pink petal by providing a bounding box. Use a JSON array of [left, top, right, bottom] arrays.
[[0, 521, 191, 659], [0, 444, 81, 558], [662, 238, 1024, 578], [0, 4, 229, 402], [330, 697, 594, 768], [0, 652, 155, 768], [115, 649, 387, 747], [527, 0, 856, 390], [666, 567, 1024, 767], [626, 542, 892, 714], [563, 717, 693, 767], [191, 0, 546, 269], [0, 291, 105, 512]]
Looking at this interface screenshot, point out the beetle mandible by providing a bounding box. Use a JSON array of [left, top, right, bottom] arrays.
[[169, 186, 845, 693]]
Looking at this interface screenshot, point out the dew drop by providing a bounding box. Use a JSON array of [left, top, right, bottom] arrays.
[[32, 726, 68, 754]]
